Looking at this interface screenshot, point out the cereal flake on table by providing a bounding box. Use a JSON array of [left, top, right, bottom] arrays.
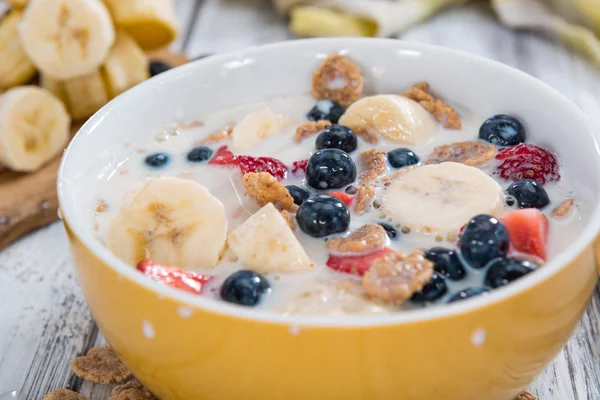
[[42, 389, 87, 400], [327, 224, 387, 255], [425, 141, 496, 166], [311, 54, 364, 107], [403, 81, 462, 129], [109, 380, 156, 400], [243, 172, 299, 212], [294, 120, 332, 142], [70, 347, 132, 384], [514, 391, 537, 400]]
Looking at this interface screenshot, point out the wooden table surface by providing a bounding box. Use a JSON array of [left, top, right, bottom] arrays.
[[1, 1, 599, 399]]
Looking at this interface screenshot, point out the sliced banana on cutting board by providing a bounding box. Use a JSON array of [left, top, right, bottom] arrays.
[[228, 203, 314, 274], [0, 86, 70, 172], [339, 94, 436, 145], [106, 177, 228, 270], [230, 108, 293, 153], [19, 0, 115, 80], [381, 162, 504, 233], [0, 11, 37, 90], [102, 30, 149, 99]]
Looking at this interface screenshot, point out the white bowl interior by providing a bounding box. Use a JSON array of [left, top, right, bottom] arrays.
[[58, 38, 600, 326]]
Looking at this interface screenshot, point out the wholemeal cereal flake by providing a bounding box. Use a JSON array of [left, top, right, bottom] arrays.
[[109, 380, 156, 400], [403, 82, 462, 129], [243, 172, 299, 212], [425, 141, 496, 167], [294, 120, 332, 143], [70, 347, 132, 384], [311, 54, 364, 107], [42, 389, 87, 400], [327, 224, 387, 255]]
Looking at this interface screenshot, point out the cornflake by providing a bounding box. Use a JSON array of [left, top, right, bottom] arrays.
[[358, 149, 387, 185], [294, 120, 331, 143], [426, 141, 496, 167], [403, 81, 462, 129], [327, 224, 387, 255], [243, 172, 298, 212]]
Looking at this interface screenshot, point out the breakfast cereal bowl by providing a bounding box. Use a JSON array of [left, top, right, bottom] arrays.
[[58, 38, 600, 400]]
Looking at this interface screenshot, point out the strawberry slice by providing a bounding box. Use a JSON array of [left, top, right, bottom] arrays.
[[326, 248, 395, 276], [501, 209, 549, 261], [291, 159, 308, 175], [329, 191, 353, 207], [495, 143, 560, 184], [209, 146, 237, 166], [136, 260, 213, 295], [238, 155, 288, 180]]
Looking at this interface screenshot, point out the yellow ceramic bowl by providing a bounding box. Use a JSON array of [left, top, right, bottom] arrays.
[[58, 39, 600, 400]]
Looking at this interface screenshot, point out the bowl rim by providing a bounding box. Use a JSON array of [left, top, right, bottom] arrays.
[[58, 37, 600, 328]]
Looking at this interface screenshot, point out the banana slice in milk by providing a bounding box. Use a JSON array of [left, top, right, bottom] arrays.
[[230, 109, 293, 153], [381, 162, 504, 233], [338, 94, 436, 145], [106, 177, 228, 270]]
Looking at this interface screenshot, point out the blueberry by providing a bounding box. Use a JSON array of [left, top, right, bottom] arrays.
[[423, 247, 466, 281], [378, 223, 398, 239], [186, 146, 213, 163], [479, 114, 526, 146], [505, 179, 550, 209], [306, 149, 357, 190], [286, 185, 311, 206], [387, 148, 419, 169], [144, 153, 169, 168], [484, 258, 535, 288], [296, 195, 350, 238], [411, 273, 447, 302], [460, 214, 510, 269], [315, 125, 357, 153], [149, 60, 171, 77], [447, 287, 490, 303], [220, 270, 271, 306], [307, 100, 345, 124]]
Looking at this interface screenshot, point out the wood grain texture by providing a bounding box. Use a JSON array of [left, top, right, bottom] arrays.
[[0, 2, 598, 400]]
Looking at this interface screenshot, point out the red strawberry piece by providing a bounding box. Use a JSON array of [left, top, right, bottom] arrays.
[[238, 155, 288, 180], [495, 143, 560, 184], [501, 209, 549, 262], [209, 146, 237, 166], [326, 248, 395, 276], [136, 260, 213, 295], [329, 191, 353, 207], [292, 159, 308, 175]]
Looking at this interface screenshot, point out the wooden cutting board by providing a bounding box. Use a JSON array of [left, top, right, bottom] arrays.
[[0, 50, 189, 250]]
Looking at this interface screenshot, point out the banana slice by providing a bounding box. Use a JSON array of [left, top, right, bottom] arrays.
[[102, 30, 149, 99], [230, 109, 293, 153], [381, 162, 504, 233], [339, 94, 436, 144], [41, 70, 109, 121], [228, 203, 314, 274], [6, 0, 28, 10], [106, 177, 228, 270], [103, 0, 178, 50], [0, 86, 70, 172], [19, 0, 115, 80], [0, 11, 37, 89]]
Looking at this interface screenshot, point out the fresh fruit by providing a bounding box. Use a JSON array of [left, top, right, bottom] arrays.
[[136, 259, 212, 295], [286, 185, 311, 206], [410, 273, 447, 302], [501, 208, 549, 261], [505, 179, 550, 209], [230, 109, 292, 153], [387, 148, 419, 169], [423, 247, 466, 281], [381, 163, 504, 233], [103, 0, 178, 50], [41, 70, 110, 121], [378, 223, 398, 239], [19, 0, 116, 80], [149, 60, 171, 77], [105, 177, 227, 270], [0, 86, 70, 172], [446, 287, 489, 303], [187, 146, 213, 163], [144, 153, 169, 168], [220, 270, 271, 306], [460, 214, 510, 269], [484, 258, 536, 288], [0, 11, 37, 89], [326, 248, 395, 276], [329, 191, 353, 207], [315, 125, 358, 153], [237, 155, 288, 180], [228, 203, 314, 274], [495, 143, 560, 184], [102, 30, 150, 99], [296, 195, 350, 237], [208, 145, 236, 165], [338, 94, 436, 144], [306, 149, 357, 190], [479, 114, 526, 146], [291, 159, 308, 175], [307, 100, 345, 123]]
